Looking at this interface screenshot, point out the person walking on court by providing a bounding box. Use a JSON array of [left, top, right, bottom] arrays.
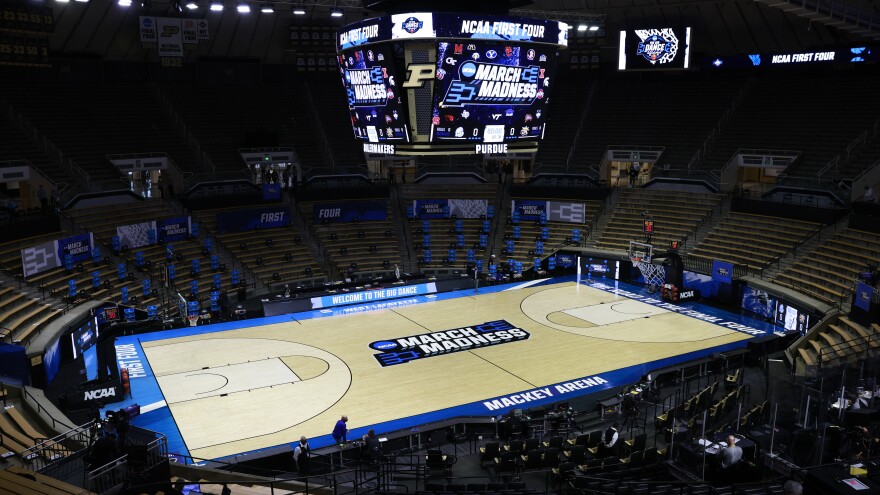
[[293, 436, 310, 475]]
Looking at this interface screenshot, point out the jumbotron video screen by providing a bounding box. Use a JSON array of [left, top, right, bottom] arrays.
[[338, 46, 410, 143], [431, 41, 556, 143]]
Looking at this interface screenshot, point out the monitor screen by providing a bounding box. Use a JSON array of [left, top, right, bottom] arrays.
[[430, 41, 556, 143], [741, 287, 775, 319], [338, 46, 410, 143], [618, 27, 691, 71]]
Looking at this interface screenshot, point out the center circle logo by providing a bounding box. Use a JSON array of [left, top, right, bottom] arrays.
[[460, 61, 478, 79]]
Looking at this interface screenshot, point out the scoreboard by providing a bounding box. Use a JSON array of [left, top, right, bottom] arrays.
[[336, 12, 568, 157], [338, 45, 410, 143], [0, 2, 53, 68], [618, 27, 691, 71], [431, 41, 555, 144]]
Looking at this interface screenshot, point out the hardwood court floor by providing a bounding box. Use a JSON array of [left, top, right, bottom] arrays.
[[140, 282, 751, 460]]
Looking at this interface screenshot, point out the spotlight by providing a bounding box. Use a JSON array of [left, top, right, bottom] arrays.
[[209, 1, 223, 10], [139, 0, 150, 6], [330, 7, 343, 17], [260, 2, 272, 12], [292, 6, 305, 14], [589, 25, 600, 31], [577, 24, 587, 31], [56, 0, 70, 3], [236, 2, 250, 12], [118, 0, 131, 5], [186, 1, 197, 8], [172, 0, 183, 12], [74, 0, 89, 2]]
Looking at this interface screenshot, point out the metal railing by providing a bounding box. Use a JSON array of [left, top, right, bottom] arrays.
[[816, 331, 880, 368], [818, 154, 840, 179], [688, 77, 752, 172], [303, 83, 334, 168], [0, 98, 90, 191], [22, 420, 94, 473], [565, 81, 597, 168], [151, 82, 211, 173], [846, 130, 868, 161]]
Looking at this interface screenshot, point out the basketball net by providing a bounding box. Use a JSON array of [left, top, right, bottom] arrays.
[[633, 259, 665, 290], [187, 314, 199, 327]]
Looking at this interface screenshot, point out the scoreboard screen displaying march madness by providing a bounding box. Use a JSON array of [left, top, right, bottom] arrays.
[[431, 41, 556, 143], [338, 46, 410, 143]]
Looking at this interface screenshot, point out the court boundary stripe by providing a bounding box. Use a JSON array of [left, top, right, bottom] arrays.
[[122, 276, 780, 458], [137, 336, 193, 457]]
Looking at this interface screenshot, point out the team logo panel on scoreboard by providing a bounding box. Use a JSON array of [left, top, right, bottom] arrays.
[[431, 42, 553, 143]]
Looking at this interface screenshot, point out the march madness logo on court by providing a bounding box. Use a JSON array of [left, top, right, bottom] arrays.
[[369, 320, 529, 367]]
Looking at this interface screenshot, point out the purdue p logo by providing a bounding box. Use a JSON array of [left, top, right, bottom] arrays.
[[402, 63, 435, 88]]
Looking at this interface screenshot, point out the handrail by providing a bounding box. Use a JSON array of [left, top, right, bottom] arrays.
[[303, 82, 334, 168], [565, 80, 597, 168], [817, 154, 839, 179], [151, 82, 211, 172], [846, 130, 868, 161], [687, 77, 751, 171], [586, 193, 608, 240], [0, 98, 89, 191], [22, 386, 75, 431], [817, 330, 880, 367]]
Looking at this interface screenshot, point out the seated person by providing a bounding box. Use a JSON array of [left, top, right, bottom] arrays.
[[717, 435, 743, 469], [597, 422, 620, 458]]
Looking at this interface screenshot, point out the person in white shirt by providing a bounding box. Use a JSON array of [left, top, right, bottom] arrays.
[[864, 185, 876, 203], [293, 436, 310, 474], [717, 435, 743, 469], [598, 422, 620, 458]]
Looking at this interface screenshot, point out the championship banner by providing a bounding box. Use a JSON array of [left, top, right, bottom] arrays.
[[311, 282, 437, 309], [21, 239, 60, 278], [547, 201, 586, 223], [138, 16, 157, 45], [855, 281, 875, 312], [157, 216, 191, 242], [512, 199, 547, 221], [196, 19, 209, 41], [216, 207, 289, 233], [181, 19, 198, 45], [414, 199, 448, 219], [712, 260, 734, 285], [117, 221, 157, 249], [312, 200, 387, 223], [57, 233, 94, 265], [157, 17, 183, 57]]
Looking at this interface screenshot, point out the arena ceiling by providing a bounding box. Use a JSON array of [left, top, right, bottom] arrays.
[[41, 0, 880, 63]]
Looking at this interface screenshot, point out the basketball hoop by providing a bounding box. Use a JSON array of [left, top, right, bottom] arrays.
[[187, 314, 199, 327], [632, 258, 666, 291]]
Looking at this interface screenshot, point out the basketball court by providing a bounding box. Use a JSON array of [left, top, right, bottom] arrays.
[[112, 277, 781, 461]]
